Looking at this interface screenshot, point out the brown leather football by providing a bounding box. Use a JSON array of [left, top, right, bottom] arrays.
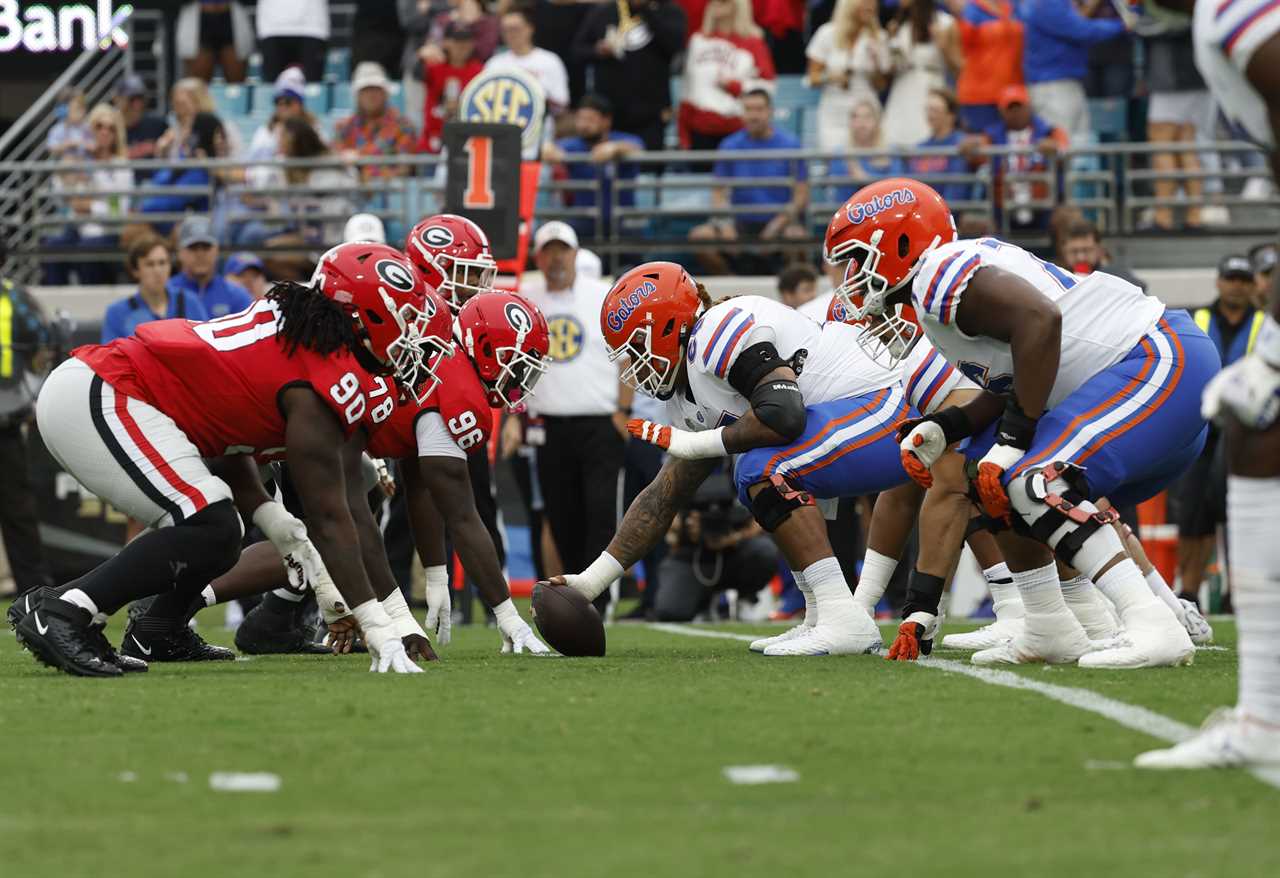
[[531, 583, 606, 657]]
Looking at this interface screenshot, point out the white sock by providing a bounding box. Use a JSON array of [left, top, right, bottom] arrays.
[[792, 570, 817, 627], [1093, 558, 1160, 617], [1012, 561, 1067, 617], [803, 557, 857, 618], [1144, 567, 1186, 620], [201, 585, 217, 607], [60, 588, 99, 615], [983, 562, 1023, 619], [1229, 476, 1280, 725], [1059, 574, 1096, 605], [271, 587, 305, 603], [854, 549, 897, 614]]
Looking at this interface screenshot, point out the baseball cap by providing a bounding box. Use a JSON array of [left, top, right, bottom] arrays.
[[273, 67, 306, 103], [1218, 254, 1254, 280], [534, 221, 579, 252], [177, 215, 217, 249], [352, 61, 391, 95], [115, 74, 146, 99], [343, 213, 387, 244], [998, 84, 1030, 110], [1252, 245, 1277, 275], [224, 252, 265, 276], [444, 20, 476, 40]]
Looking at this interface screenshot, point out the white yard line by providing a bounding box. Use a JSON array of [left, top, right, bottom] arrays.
[[646, 623, 1280, 790]]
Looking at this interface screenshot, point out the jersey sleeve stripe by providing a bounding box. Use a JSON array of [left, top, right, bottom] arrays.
[[701, 307, 744, 367], [905, 350, 938, 404], [937, 255, 981, 325], [916, 361, 956, 413], [921, 252, 963, 314], [714, 316, 756, 378], [1222, 0, 1280, 53]]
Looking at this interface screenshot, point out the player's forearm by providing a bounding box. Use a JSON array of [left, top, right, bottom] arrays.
[[448, 508, 512, 608], [307, 512, 378, 606], [1010, 306, 1062, 416], [721, 408, 790, 454], [351, 501, 401, 601], [209, 455, 272, 518], [606, 457, 716, 567]]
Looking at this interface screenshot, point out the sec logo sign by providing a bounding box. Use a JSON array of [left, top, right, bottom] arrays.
[[458, 67, 546, 160], [546, 316, 584, 362]]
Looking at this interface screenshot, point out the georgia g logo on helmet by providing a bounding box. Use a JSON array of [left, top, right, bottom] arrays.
[[375, 258, 418, 293], [420, 225, 455, 249], [504, 300, 533, 335]]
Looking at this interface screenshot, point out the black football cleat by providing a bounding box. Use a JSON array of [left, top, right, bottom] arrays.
[[15, 589, 123, 677], [235, 593, 331, 655], [121, 620, 235, 662], [87, 622, 149, 673], [8, 588, 41, 648]]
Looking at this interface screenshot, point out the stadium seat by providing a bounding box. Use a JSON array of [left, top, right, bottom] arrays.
[[325, 48, 350, 81], [210, 83, 249, 118], [303, 83, 329, 116], [388, 82, 406, 115], [330, 84, 353, 115], [1089, 98, 1128, 143]]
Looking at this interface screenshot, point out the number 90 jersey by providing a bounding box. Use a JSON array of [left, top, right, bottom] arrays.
[[910, 237, 1165, 409], [366, 349, 493, 460], [72, 300, 398, 459]]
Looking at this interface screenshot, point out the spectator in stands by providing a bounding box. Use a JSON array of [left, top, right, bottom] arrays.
[[257, 0, 330, 82], [41, 104, 134, 286], [335, 62, 419, 180], [102, 236, 208, 343], [573, 0, 688, 152], [487, 8, 570, 116], [176, 1, 253, 83], [46, 88, 91, 159], [777, 262, 819, 309], [688, 89, 808, 275], [157, 77, 244, 159], [138, 112, 226, 226], [535, 0, 590, 104], [353, 1, 406, 79], [247, 68, 315, 163], [754, 0, 808, 74], [678, 0, 776, 153], [1083, 0, 1135, 101], [953, 0, 1023, 135], [806, 0, 889, 151], [828, 98, 907, 202], [113, 75, 168, 162], [883, 0, 961, 148], [542, 94, 645, 240], [224, 252, 270, 298], [1175, 254, 1265, 610], [961, 84, 1065, 229], [1019, 0, 1127, 144], [1253, 244, 1276, 310], [1054, 217, 1146, 291], [167, 215, 252, 318], [1145, 29, 1211, 231], [911, 87, 974, 205], [418, 21, 485, 154]]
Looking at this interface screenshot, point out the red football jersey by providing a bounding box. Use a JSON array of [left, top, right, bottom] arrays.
[[367, 349, 492, 459], [73, 300, 398, 458]]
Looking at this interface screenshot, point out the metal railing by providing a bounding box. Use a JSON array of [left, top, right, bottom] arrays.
[[4, 139, 1276, 282]]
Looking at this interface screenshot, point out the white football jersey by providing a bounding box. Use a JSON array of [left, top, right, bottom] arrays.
[[663, 295, 899, 431], [1193, 0, 1280, 148], [899, 340, 974, 415], [911, 238, 1164, 409]]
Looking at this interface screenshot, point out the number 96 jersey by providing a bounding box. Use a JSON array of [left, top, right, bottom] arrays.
[[366, 349, 493, 461], [72, 300, 399, 459]]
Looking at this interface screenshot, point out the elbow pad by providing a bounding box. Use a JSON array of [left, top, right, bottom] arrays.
[[750, 378, 806, 441]]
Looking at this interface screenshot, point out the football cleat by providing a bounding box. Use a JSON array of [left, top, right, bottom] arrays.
[[235, 593, 332, 655], [762, 610, 883, 656], [1078, 603, 1194, 669], [749, 622, 813, 653], [1135, 708, 1280, 769], [121, 620, 235, 662], [1178, 598, 1214, 645], [87, 622, 148, 673], [15, 589, 122, 677], [7, 588, 41, 648], [941, 616, 1024, 651], [971, 608, 1100, 666], [1064, 590, 1120, 641]]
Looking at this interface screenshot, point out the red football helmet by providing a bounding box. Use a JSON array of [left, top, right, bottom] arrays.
[[828, 261, 920, 366], [602, 262, 704, 400], [404, 214, 498, 311], [824, 177, 955, 321], [310, 242, 455, 403], [456, 292, 550, 411]]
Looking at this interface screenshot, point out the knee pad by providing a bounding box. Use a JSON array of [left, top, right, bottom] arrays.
[[749, 474, 815, 532], [1008, 462, 1123, 580], [183, 500, 244, 578]]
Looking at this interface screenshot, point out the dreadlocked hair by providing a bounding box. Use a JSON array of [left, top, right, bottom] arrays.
[[695, 281, 715, 310], [267, 281, 361, 357]]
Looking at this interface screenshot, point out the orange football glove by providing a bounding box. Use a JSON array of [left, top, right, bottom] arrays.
[[627, 419, 671, 449], [886, 621, 926, 662], [901, 433, 935, 488], [976, 461, 1011, 521]]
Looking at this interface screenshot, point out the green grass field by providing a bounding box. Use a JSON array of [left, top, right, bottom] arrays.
[[2, 606, 1277, 878]]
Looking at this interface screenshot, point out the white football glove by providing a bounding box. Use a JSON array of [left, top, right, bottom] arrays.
[[1201, 354, 1280, 430], [898, 419, 948, 485], [252, 501, 312, 593], [626, 419, 728, 460], [551, 552, 626, 602], [423, 564, 452, 646], [306, 542, 352, 624], [353, 599, 423, 674], [494, 599, 552, 655]]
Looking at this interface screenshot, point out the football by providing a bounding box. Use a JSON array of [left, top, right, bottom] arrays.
[[531, 583, 606, 657]]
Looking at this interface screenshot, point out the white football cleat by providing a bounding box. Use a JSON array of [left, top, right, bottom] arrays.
[[1178, 599, 1214, 645], [762, 610, 882, 656], [971, 609, 1099, 666], [941, 616, 1025, 651], [1078, 603, 1194, 669], [749, 622, 812, 654], [1135, 708, 1280, 769], [1065, 591, 1120, 641]]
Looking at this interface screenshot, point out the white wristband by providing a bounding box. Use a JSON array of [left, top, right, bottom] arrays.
[[570, 552, 626, 600], [1256, 314, 1280, 369], [381, 589, 426, 639], [493, 598, 520, 628], [352, 599, 393, 632], [668, 426, 728, 459], [424, 564, 449, 590], [252, 500, 303, 545]]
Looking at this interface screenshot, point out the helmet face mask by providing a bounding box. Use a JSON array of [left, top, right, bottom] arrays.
[[458, 292, 550, 412], [853, 304, 920, 367], [601, 262, 702, 402], [609, 322, 678, 400], [405, 214, 498, 311]]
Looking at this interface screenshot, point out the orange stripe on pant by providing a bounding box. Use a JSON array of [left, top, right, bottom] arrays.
[[761, 388, 891, 476], [783, 400, 911, 480]]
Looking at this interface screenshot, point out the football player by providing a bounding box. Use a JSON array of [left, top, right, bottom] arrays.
[[828, 177, 1217, 669], [1134, 0, 1280, 768], [403, 213, 499, 312], [539, 262, 978, 657], [13, 242, 451, 676]]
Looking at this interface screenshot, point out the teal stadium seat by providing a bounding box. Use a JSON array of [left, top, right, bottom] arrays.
[[303, 83, 330, 116], [210, 82, 249, 117], [1088, 98, 1128, 143], [325, 48, 350, 81]]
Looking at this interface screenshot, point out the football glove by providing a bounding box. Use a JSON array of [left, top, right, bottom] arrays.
[[975, 400, 1038, 521], [494, 598, 551, 655], [896, 407, 973, 488], [352, 600, 423, 674], [885, 611, 942, 662], [382, 588, 437, 662], [627, 419, 727, 459], [1201, 354, 1280, 431], [423, 564, 452, 646], [252, 501, 313, 593]]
